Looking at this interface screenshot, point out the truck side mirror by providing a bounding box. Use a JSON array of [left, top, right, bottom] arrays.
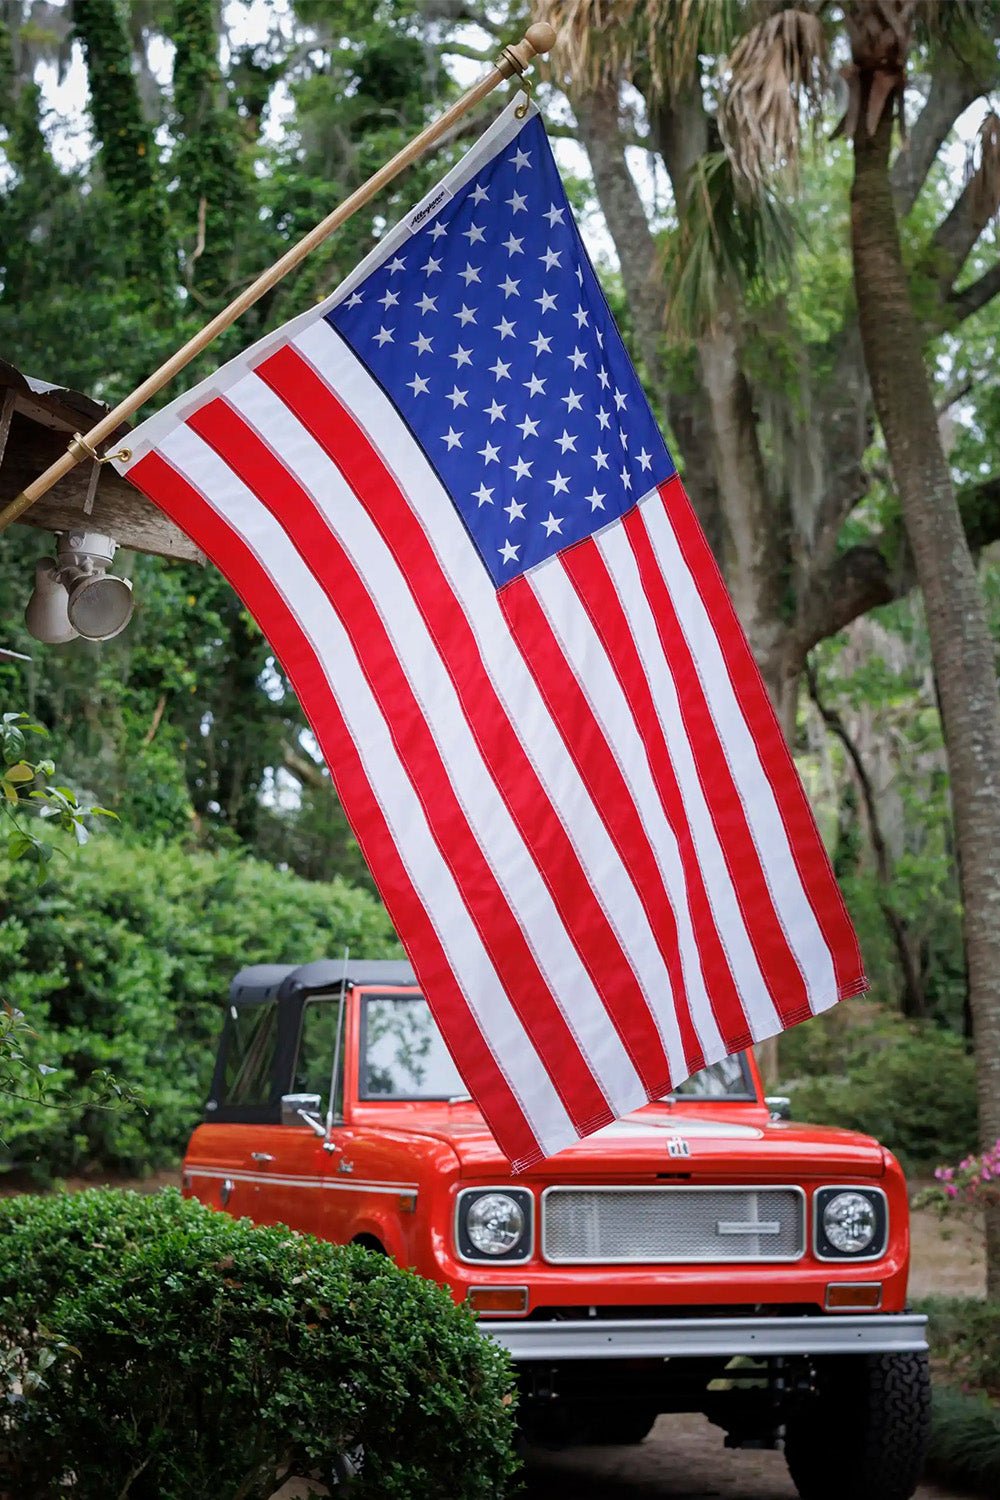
[[765, 1095, 792, 1122], [281, 1092, 325, 1134]]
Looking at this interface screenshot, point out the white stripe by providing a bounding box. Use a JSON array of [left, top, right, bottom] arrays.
[[596, 522, 782, 1041], [527, 557, 725, 1062], [641, 494, 836, 1010], [159, 425, 575, 1158], [225, 372, 645, 1115], [293, 319, 690, 1087]]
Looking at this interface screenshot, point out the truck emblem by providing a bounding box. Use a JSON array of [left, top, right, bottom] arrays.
[[667, 1137, 691, 1158]]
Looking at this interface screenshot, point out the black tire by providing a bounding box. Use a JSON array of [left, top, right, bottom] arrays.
[[784, 1350, 931, 1500]]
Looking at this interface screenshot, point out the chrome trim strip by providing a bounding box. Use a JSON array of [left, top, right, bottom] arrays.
[[812, 1185, 889, 1263], [478, 1313, 928, 1362], [540, 1183, 807, 1265], [185, 1168, 418, 1196]]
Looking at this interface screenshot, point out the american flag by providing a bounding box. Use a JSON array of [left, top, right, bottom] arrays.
[[117, 101, 865, 1169]]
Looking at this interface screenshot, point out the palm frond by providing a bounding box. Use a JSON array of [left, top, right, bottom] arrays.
[[538, 0, 744, 99], [720, 7, 828, 191], [662, 149, 798, 337], [967, 110, 1000, 224]]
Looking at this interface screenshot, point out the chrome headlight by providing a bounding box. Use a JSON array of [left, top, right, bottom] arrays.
[[815, 1187, 887, 1259], [457, 1188, 533, 1262]]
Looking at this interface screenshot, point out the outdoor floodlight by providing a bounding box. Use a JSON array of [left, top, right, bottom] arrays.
[[24, 533, 134, 646]]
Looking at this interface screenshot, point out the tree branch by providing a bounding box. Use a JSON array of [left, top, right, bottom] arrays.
[[282, 741, 327, 792], [891, 65, 986, 217], [920, 173, 999, 300], [944, 261, 1000, 327]]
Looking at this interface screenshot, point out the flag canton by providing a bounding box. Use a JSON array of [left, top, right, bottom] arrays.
[[327, 113, 675, 588]]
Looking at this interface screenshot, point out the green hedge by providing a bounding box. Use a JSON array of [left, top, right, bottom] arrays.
[[0, 838, 400, 1179], [780, 1003, 977, 1171], [0, 1188, 519, 1500], [926, 1386, 1000, 1498]]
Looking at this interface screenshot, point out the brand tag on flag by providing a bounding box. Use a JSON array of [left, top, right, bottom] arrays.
[[115, 99, 865, 1169]]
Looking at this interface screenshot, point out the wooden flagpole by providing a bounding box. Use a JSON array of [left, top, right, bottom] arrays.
[[0, 21, 556, 535]]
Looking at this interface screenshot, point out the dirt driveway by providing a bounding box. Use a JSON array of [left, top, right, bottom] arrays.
[[522, 1412, 965, 1498]]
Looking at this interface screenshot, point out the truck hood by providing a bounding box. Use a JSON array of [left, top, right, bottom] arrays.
[[391, 1105, 887, 1181]]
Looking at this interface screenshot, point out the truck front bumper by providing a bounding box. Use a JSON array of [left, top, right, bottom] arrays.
[[479, 1312, 928, 1361]]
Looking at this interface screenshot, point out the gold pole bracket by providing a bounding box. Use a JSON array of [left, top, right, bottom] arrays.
[[68, 432, 133, 466]]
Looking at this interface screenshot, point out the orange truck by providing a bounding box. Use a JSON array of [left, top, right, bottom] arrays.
[[183, 959, 930, 1500]]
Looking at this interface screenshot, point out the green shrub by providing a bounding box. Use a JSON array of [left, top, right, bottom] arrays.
[[0, 839, 400, 1180], [781, 1003, 977, 1171], [926, 1386, 1000, 1497], [918, 1296, 1000, 1395], [0, 1188, 518, 1500]]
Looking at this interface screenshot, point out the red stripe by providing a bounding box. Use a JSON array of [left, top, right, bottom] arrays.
[[128, 447, 545, 1170], [618, 506, 813, 1030], [500, 570, 705, 1078], [656, 476, 866, 1001], [561, 536, 756, 1048], [256, 342, 675, 1098], [185, 396, 612, 1138]]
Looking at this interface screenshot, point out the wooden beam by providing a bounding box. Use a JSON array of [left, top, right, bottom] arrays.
[[0, 414, 203, 564]]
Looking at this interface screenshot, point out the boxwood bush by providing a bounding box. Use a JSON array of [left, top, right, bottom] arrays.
[[0, 1189, 518, 1500]]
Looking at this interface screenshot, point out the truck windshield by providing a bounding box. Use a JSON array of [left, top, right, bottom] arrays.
[[360, 993, 465, 1101], [668, 1054, 755, 1100]]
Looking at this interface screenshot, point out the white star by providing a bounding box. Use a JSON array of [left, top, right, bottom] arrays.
[[541, 512, 564, 536], [499, 539, 520, 564], [459, 263, 481, 286], [442, 427, 462, 450], [473, 482, 494, 506], [345, 290, 363, 308], [524, 373, 546, 396], [596, 406, 611, 429], [503, 232, 524, 255], [484, 399, 506, 423], [511, 457, 533, 481], [585, 487, 605, 511], [555, 429, 578, 453], [454, 304, 477, 326], [462, 223, 486, 244], [387, 255, 406, 274], [573, 305, 589, 328], [422, 255, 442, 275], [614, 389, 627, 410], [562, 389, 583, 412], [450, 345, 473, 368], [378, 288, 399, 309], [619, 429, 629, 449], [446, 386, 468, 408], [478, 441, 500, 465], [374, 326, 394, 346], [517, 414, 540, 439], [536, 289, 557, 314], [637, 447, 653, 471], [429, 221, 447, 240], [416, 292, 437, 314], [620, 467, 632, 490], [597, 368, 610, 389], [596, 328, 605, 347], [499, 275, 520, 298], [593, 447, 609, 470], [543, 203, 565, 227], [530, 332, 552, 356], [575, 265, 584, 285], [539, 246, 561, 271], [406, 374, 430, 396], [506, 190, 528, 214], [548, 472, 570, 495], [569, 347, 588, 370], [494, 316, 516, 340], [505, 497, 527, 521], [471, 183, 489, 204], [411, 332, 433, 355], [509, 146, 532, 171], [489, 356, 511, 380]]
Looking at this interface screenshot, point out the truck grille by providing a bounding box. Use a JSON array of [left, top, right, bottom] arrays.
[[541, 1186, 805, 1264]]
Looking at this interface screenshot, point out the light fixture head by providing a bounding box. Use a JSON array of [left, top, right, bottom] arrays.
[[25, 532, 134, 645]]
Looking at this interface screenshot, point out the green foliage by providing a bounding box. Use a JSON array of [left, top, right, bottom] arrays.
[[927, 1386, 1000, 1496], [0, 1188, 519, 1500], [781, 1003, 977, 1171], [919, 1296, 1000, 1395], [0, 838, 399, 1180]]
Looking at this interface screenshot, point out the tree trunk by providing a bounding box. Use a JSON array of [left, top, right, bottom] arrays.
[[851, 108, 1000, 1294]]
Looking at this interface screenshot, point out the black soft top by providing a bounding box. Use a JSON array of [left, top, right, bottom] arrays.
[[229, 958, 416, 1005]]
